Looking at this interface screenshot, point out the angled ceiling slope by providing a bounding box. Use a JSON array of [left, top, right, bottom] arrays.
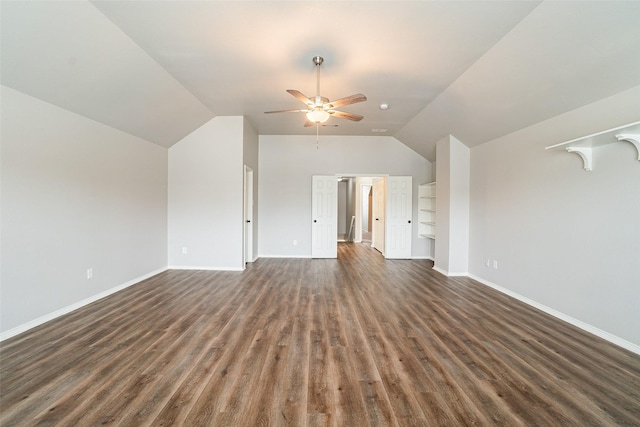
[[1, 0, 213, 147], [396, 1, 640, 160], [2, 1, 640, 160]]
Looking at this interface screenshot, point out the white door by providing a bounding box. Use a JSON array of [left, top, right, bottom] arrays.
[[243, 166, 254, 264], [311, 176, 338, 258], [372, 178, 386, 255], [385, 176, 413, 259]]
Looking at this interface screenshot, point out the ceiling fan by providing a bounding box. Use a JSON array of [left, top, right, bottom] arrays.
[[265, 56, 367, 126]]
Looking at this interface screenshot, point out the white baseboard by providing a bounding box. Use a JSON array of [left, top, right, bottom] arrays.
[[468, 274, 640, 356], [411, 256, 433, 260], [257, 254, 312, 259], [432, 266, 468, 277], [168, 265, 243, 271], [432, 266, 447, 276], [0, 267, 168, 342]]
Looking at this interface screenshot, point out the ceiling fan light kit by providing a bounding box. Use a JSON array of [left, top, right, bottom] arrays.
[[265, 56, 367, 126], [307, 109, 330, 123]]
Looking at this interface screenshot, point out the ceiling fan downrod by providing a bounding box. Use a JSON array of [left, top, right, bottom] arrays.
[[313, 56, 324, 104]]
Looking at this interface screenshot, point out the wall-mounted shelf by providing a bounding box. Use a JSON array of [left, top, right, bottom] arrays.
[[545, 121, 640, 171], [418, 182, 436, 240]]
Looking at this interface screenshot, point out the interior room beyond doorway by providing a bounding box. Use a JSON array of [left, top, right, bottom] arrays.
[[336, 175, 386, 256]]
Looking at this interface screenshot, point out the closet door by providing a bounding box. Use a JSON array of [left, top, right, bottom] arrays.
[[385, 176, 412, 259], [372, 177, 386, 255], [311, 176, 337, 258]]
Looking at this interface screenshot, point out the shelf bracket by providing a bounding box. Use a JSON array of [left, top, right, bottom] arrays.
[[615, 133, 640, 161], [545, 121, 640, 171], [566, 146, 593, 171]]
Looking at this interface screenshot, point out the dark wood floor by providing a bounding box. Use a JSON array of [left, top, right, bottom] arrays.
[[1, 243, 639, 426]]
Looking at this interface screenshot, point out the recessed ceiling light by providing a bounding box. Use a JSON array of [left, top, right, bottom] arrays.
[[379, 103, 389, 110], [371, 129, 388, 133]]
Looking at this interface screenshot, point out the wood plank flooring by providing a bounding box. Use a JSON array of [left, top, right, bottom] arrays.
[[1, 242, 639, 426]]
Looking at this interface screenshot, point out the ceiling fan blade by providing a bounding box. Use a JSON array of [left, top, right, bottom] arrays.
[[325, 93, 367, 109], [330, 110, 364, 121], [264, 109, 308, 114], [287, 90, 314, 107]]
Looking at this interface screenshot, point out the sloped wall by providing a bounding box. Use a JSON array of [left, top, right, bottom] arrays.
[[468, 86, 640, 348], [1, 86, 167, 334]]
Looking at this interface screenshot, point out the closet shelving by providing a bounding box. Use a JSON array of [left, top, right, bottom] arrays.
[[418, 182, 436, 239]]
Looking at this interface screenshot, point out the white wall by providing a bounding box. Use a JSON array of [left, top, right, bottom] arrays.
[[168, 116, 244, 270], [258, 135, 431, 258], [1, 86, 168, 334], [469, 85, 640, 348], [435, 137, 451, 273], [435, 135, 470, 275]]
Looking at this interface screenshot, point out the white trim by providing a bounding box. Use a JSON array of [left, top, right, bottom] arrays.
[[0, 267, 168, 342], [257, 254, 312, 259], [432, 266, 448, 276], [446, 272, 469, 277], [411, 256, 433, 260], [468, 274, 640, 356], [432, 266, 468, 277], [168, 266, 244, 271]]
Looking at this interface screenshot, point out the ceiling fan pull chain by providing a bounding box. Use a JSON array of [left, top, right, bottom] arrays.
[[316, 123, 319, 150]]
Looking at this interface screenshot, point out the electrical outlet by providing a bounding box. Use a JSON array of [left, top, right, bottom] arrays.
[[293, 240, 298, 246], [182, 247, 188, 254], [87, 268, 93, 279], [492, 260, 498, 269]]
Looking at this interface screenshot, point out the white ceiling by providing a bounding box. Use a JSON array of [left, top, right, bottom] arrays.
[[2, 1, 639, 161]]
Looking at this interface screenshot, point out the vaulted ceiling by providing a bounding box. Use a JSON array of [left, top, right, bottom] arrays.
[[2, 1, 639, 161]]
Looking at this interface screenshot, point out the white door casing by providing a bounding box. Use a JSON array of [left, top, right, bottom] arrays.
[[372, 177, 386, 255], [243, 165, 254, 264], [311, 176, 338, 258], [385, 176, 412, 259]]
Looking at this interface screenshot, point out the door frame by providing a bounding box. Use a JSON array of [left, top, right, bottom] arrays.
[[243, 165, 254, 265], [372, 177, 386, 255], [316, 173, 412, 259]]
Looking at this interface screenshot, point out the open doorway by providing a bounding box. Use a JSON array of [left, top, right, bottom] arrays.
[[361, 185, 372, 244], [336, 177, 356, 242], [338, 176, 379, 245], [312, 174, 412, 259], [344, 175, 386, 257]]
